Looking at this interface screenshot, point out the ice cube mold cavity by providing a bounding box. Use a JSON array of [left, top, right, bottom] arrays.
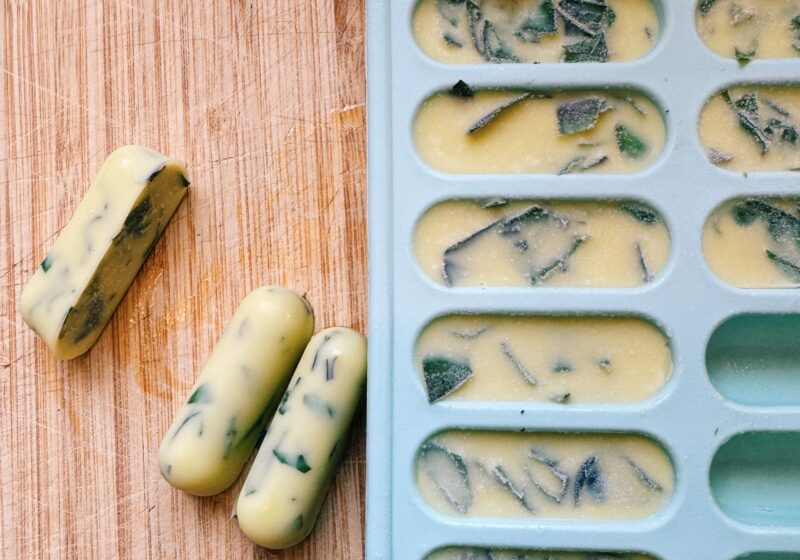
[[367, 0, 800, 558], [710, 432, 800, 526]]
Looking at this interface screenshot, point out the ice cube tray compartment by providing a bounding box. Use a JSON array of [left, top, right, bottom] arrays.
[[367, 1, 800, 558]]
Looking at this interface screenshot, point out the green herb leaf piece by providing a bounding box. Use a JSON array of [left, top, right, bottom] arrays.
[[626, 457, 663, 492], [563, 32, 608, 62], [735, 46, 756, 65], [443, 32, 464, 48], [171, 410, 203, 441], [636, 243, 654, 283], [620, 202, 659, 224], [121, 196, 153, 238], [699, 0, 718, 16], [530, 235, 588, 284], [557, 96, 610, 135], [419, 442, 473, 514], [792, 15, 800, 52], [730, 93, 771, 153], [437, 0, 465, 26], [550, 392, 571, 403], [615, 124, 647, 158], [467, 92, 533, 134], [574, 455, 605, 504], [273, 448, 312, 473], [766, 250, 800, 282], [555, 0, 609, 37], [41, 255, 52, 272], [500, 341, 538, 385], [491, 465, 536, 512], [597, 358, 612, 372], [516, 0, 557, 43], [450, 326, 489, 339], [187, 383, 213, 404], [527, 449, 570, 502], [558, 153, 608, 174], [734, 199, 800, 242], [552, 360, 574, 373], [302, 393, 336, 418], [423, 356, 473, 403], [450, 80, 474, 98], [482, 20, 519, 62]]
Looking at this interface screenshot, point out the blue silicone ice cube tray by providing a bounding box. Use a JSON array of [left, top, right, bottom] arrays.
[[366, 1, 800, 558]]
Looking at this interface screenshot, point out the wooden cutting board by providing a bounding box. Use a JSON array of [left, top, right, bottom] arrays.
[[0, 1, 366, 558]]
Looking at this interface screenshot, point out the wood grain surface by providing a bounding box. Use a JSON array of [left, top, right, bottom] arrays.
[[1, 1, 367, 558]]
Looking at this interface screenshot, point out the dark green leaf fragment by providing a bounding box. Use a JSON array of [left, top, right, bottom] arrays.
[[302, 393, 336, 418], [550, 392, 571, 403], [41, 255, 52, 272], [574, 455, 605, 504], [222, 417, 238, 458], [636, 243, 654, 283], [187, 383, 213, 404], [450, 80, 474, 98], [597, 358, 612, 372], [419, 442, 473, 513], [325, 355, 338, 381], [528, 449, 569, 502], [555, 0, 609, 37], [63, 278, 106, 344], [626, 457, 663, 492], [492, 465, 536, 512], [423, 355, 473, 403], [467, 92, 532, 134], [121, 196, 153, 238], [500, 340, 538, 385], [615, 124, 647, 158], [766, 250, 800, 282], [482, 20, 519, 62], [620, 203, 659, 225], [289, 514, 304, 532], [730, 93, 771, 153], [792, 15, 800, 51], [558, 153, 608, 174], [180, 174, 190, 187], [552, 360, 573, 373], [516, 0, 557, 43], [699, 0, 718, 16], [563, 32, 608, 62], [437, 0, 465, 26], [530, 235, 588, 285], [443, 32, 464, 48], [171, 410, 203, 441], [733, 199, 800, 242], [445, 204, 547, 255], [273, 448, 312, 473], [279, 377, 301, 414], [735, 46, 756, 65], [557, 96, 609, 135]]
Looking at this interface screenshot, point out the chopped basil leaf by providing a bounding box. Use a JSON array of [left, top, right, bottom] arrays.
[[563, 32, 608, 62], [437, 0, 465, 26], [492, 465, 536, 512], [626, 457, 663, 492], [636, 243, 654, 283], [766, 250, 800, 282], [735, 46, 755, 65], [555, 0, 608, 37], [443, 32, 464, 47], [574, 455, 605, 504], [530, 235, 588, 284], [273, 448, 312, 473], [467, 92, 532, 134], [699, 0, 718, 16], [302, 393, 336, 418], [187, 383, 213, 404], [557, 96, 610, 135], [558, 153, 608, 174], [516, 0, 557, 43], [615, 123, 647, 158], [450, 80, 474, 99], [419, 442, 473, 513], [620, 202, 659, 225], [423, 355, 473, 403], [500, 340, 538, 385], [41, 255, 52, 272]]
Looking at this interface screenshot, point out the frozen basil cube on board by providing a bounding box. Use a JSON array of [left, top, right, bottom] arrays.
[[158, 286, 314, 496], [21, 145, 189, 359], [236, 327, 367, 549]]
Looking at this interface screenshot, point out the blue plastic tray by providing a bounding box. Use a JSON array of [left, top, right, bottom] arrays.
[[366, 1, 800, 558]]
